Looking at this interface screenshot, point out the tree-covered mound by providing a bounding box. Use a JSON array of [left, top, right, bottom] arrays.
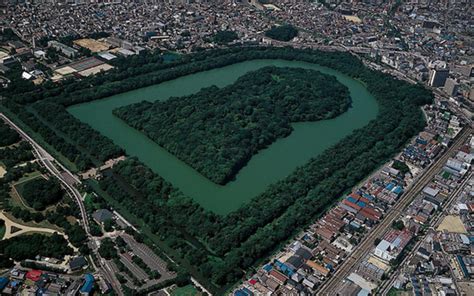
[[213, 30, 238, 44], [0, 233, 72, 262], [0, 121, 20, 147], [0, 46, 433, 292], [20, 177, 63, 211], [113, 66, 350, 184], [265, 24, 298, 41]]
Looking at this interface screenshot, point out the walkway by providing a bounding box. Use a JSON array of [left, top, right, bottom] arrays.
[[0, 211, 63, 240]]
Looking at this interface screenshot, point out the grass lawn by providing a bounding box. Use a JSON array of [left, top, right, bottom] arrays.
[[84, 193, 101, 213], [442, 171, 451, 179], [10, 225, 22, 234], [171, 285, 200, 296], [387, 287, 411, 296], [15, 171, 42, 184]]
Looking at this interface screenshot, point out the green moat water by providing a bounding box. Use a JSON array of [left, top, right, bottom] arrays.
[[68, 59, 378, 214]]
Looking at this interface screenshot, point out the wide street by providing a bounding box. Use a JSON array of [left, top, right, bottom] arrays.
[[318, 126, 473, 295], [378, 169, 473, 295]]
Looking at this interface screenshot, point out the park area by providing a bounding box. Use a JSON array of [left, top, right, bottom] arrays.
[[170, 285, 201, 296], [12, 174, 63, 211]]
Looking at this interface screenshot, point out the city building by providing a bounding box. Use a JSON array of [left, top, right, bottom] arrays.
[[374, 229, 412, 262], [47, 40, 78, 58], [429, 68, 449, 87], [79, 274, 94, 295]]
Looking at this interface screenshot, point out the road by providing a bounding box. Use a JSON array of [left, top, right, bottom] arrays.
[[0, 113, 89, 234], [317, 126, 472, 295], [0, 211, 65, 239], [379, 170, 472, 295], [0, 112, 123, 295], [119, 253, 149, 281]]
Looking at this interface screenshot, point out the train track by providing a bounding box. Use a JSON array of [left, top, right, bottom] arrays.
[[318, 126, 472, 295], [379, 169, 472, 295]]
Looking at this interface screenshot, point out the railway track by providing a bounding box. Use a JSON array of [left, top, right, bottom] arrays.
[[318, 126, 472, 295], [379, 169, 472, 295]]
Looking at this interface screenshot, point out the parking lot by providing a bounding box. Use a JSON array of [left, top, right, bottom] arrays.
[[121, 234, 176, 282]]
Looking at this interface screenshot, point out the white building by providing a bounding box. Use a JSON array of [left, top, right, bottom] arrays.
[[374, 229, 412, 262]]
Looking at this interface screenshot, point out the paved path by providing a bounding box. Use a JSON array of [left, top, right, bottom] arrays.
[[0, 113, 89, 234], [1, 109, 121, 293], [0, 211, 63, 239]]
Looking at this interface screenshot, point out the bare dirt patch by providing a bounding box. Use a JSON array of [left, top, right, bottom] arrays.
[[0, 165, 6, 178], [73, 38, 109, 52], [437, 215, 467, 233], [458, 281, 474, 296]]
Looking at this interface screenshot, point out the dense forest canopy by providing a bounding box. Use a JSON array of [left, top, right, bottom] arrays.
[[32, 101, 124, 163], [20, 177, 64, 211], [95, 47, 432, 290], [0, 46, 433, 292], [114, 66, 350, 184], [0, 233, 73, 261], [0, 121, 20, 147], [0, 141, 34, 169], [212, 30, 238, 44], [265, 24, 299, 41]]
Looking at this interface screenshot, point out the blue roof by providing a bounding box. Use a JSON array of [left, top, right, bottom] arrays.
[[393, 186, 403, 194], [386, 183, 395, 190], [416, 137, 428, 145], [456, 255, 469, 278], [263, 264, 273, 272], [363, 193, 374, 200], [347, 197, 357, 203], [278, 263, 291, 272], [357, 201, 366, 208], [279, 265, 295, 276], [10, 280, 20, 287], [350, 221, 361, 228], [235, 289, 253, 296], [80, 274, 94, 293], [0, 277, 8, 290]]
